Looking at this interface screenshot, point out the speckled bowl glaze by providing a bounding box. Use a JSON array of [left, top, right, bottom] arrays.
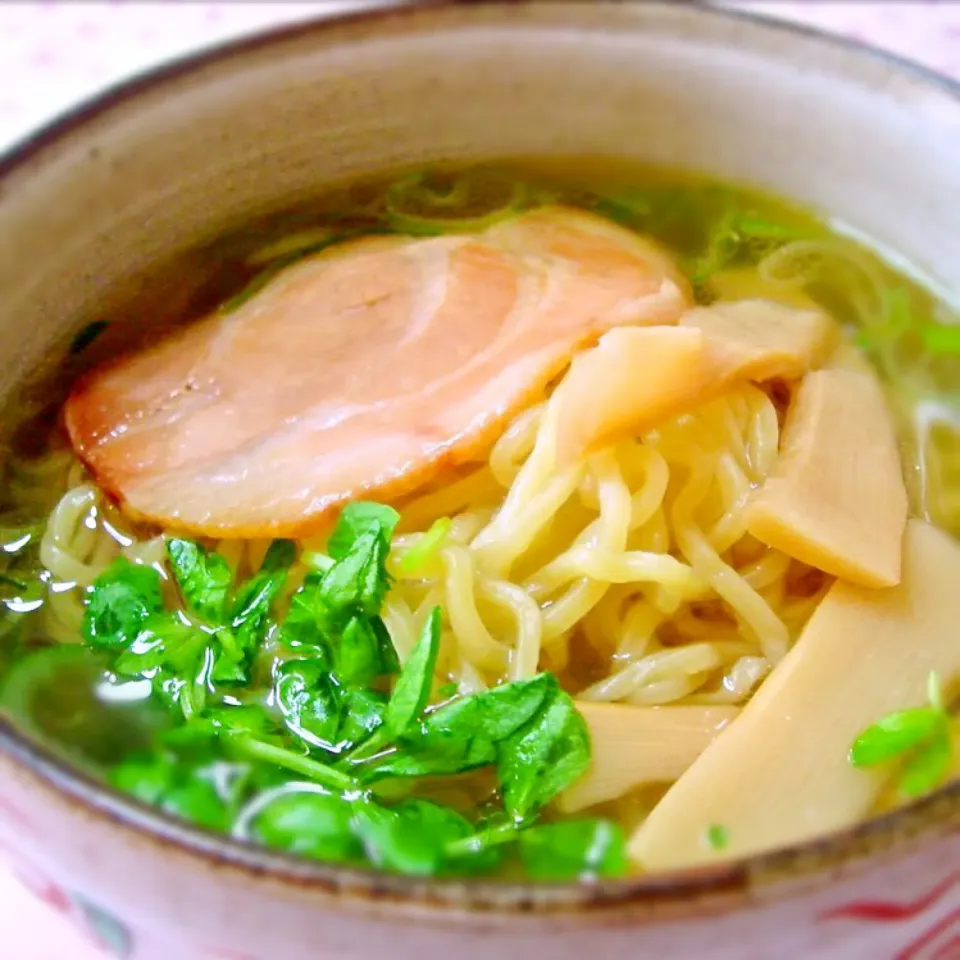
[[0, 2, 958, 958]]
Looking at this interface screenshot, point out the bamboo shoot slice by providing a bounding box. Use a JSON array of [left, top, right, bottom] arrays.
[[554, 300, 836, 465], [629, 519, 960, 871], [554, 326, 705, 465], [745, 366, 907, 588], [681, 299, 837, 383], [558, 703, 738, 813]]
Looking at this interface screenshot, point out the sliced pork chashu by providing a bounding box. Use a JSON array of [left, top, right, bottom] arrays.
[[65, 207, 690, 537]]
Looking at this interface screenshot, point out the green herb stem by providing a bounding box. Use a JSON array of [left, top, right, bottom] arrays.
[[301, 551, 335, 574], [228, 734, 358, 794], [398, 518, 452, 575], [445, 821, 519, 858], [338, 731, 390, 769]]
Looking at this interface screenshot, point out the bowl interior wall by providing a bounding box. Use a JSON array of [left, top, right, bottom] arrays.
[[0, 4, 958, 404]]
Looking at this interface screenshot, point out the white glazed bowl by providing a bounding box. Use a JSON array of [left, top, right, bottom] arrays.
[[0, 3, 957, 958]]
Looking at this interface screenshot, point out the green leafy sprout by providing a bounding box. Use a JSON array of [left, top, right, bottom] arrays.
[[1, 501, 626, 881], [850, 672, 955, 800]]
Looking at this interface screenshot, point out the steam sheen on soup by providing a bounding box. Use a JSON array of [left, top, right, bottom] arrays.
[[0, 163, 957, 880]]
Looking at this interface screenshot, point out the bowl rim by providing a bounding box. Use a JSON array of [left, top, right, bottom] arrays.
[[0, 0, 958, 918]]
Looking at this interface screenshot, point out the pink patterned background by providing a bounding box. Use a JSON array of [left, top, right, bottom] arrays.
[[0, 2, 958, 957]]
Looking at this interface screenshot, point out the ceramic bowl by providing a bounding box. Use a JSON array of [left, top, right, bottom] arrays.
[[0, 3, 958, 958]]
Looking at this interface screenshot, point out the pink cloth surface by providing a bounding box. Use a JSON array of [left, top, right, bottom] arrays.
[[0, 2, 958, 958]]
